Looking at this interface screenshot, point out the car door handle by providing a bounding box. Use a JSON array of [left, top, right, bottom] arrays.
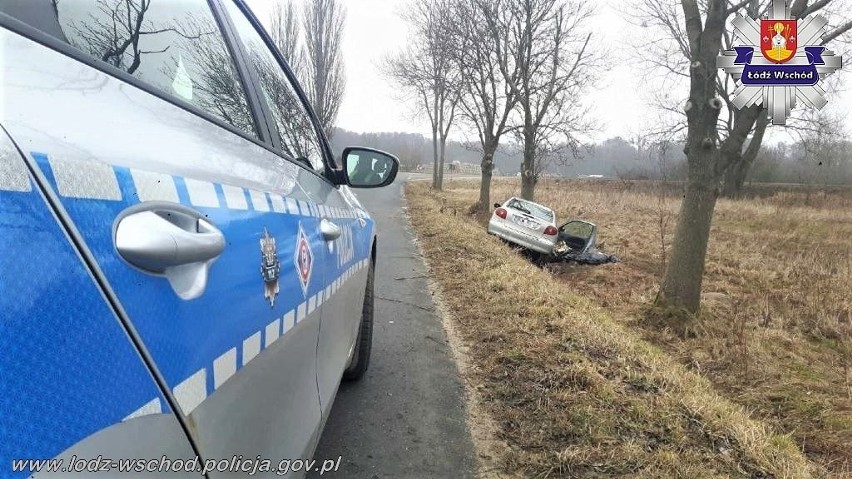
[[320, 218, 342, 241], [116, 209, 225, 271], [114, 204, 225, 300]]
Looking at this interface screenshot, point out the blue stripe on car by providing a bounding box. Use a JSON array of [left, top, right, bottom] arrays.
[[30, 152, 374, 416]]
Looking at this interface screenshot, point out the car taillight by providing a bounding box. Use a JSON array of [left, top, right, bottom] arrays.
[[495, 208, 508, 219], [543, 225, 558, 236]]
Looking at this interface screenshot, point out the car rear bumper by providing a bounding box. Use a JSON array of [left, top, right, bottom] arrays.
[[487, 219, 555, 255]]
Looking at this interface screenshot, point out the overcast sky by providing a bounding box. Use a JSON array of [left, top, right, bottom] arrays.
[[244, 0, 851, 143]]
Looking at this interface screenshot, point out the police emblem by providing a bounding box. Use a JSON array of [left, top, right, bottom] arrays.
[[260, 228, 280, 307], [294, 222, 313, 297], [717, 0, 842, 125]]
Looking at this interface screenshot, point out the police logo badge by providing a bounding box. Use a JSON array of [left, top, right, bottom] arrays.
[[717, 0, 842, 125], [260, 228, 280, 307]]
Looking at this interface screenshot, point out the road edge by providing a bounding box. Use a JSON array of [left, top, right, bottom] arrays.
[[401, 182, 519, 479]]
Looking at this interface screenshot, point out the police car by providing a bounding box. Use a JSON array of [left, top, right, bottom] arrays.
[[0, 1, 398, 477]]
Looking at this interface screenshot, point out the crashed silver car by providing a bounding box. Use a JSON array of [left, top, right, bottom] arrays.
[[488, 197, 558, 255], [489, 198, 619, 264]]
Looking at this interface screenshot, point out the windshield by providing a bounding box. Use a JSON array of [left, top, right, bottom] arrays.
[[506, 199, 554, 222]]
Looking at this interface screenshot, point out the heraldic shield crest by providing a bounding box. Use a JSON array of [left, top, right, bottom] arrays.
[[260, 228, 280, 307], [761, 19, 796, 63]]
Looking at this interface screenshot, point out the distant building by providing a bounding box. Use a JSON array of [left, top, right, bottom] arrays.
[[422, 161, 483, 175]]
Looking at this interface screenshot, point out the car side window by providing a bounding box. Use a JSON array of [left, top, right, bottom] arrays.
[[222, 0, 325, 173], [1, 0, 257, 138], [562, 222, 594, 239]]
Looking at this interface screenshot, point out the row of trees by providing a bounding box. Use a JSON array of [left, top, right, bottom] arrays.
[[387, 0, 852, 314], [334, 124, 852, 187], [269, 0, 346, 138], [622, 129, 852, 187], [384, 0, 597, 207]]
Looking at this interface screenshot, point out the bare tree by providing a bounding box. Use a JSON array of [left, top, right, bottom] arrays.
[[446, 0, 518, 209], [303, 0, 345, 138], [250, 46, 321, 163], [384, 0, 461, 190], [720, 109, 768, 197], [270, 0, 303, 77], [482, 0, 597, 201], [654, 138, 674, 278], [181, 16, 257, 135], [531, 142, 573, 180], [636, 0, 852, 199], [654, 0, 846, 313], [68, 0, 206, 75], [65, 0, 254, 132], [797, 109, 849, 188]]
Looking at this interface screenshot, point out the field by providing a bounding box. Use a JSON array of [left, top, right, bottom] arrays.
[[405, 178, 851, 477]]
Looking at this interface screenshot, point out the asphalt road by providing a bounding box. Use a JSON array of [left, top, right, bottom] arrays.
[[309, 175, 475, 478]]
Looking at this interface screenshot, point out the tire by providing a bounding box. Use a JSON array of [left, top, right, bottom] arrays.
[[343, 259, 374, 381]]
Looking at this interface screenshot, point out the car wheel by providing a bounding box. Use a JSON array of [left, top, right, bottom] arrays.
[[343, 259, 374, 381]]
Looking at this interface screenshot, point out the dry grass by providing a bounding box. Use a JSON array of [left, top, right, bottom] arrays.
[[410, 178, 852, 476], [405, 180, 834, 478]]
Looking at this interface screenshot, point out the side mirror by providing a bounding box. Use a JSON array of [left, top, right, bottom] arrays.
[[341, 147, 399, 188], [493, 202, 501, 208]]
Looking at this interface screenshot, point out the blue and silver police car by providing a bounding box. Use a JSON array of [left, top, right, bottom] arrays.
[[0, 1, 398, 477]]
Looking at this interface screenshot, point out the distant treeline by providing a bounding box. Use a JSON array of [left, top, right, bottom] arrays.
[[330, 128, 852, 186]]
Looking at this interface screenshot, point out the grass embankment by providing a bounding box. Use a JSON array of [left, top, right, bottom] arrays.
[[405, 180, 830, 478], [498, 179, 852, 475]]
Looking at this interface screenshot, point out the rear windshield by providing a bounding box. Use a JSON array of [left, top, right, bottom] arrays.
[[506, 198, 554, 222]]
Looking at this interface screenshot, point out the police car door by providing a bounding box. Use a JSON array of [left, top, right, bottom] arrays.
[[0, 0, 325, 469], [217, 0, 372, 418], [0, 125, 198, 476]]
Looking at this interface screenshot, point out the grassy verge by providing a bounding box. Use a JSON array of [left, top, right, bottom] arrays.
[[405, 180, 825, 478], [467, 178, 851, 475]]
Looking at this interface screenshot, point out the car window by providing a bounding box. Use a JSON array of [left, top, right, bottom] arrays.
[[506, 199, 529, 213], [1, 0, 257, 138], [562, 221, 594, 239], [508, 199, 554, 222], [222, 0, 325, 173]]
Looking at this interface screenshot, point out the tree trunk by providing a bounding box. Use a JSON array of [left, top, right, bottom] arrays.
[[431, 127, 440, 190], [658, 169, 720, 312], [520, 128, 536, 200], [722, 153, 748, 198], [656, 0, 729, 313], [477, 140, 498, 210], [658, 0, 805, 313], [722, 111, 768, 198], [437, 136, 447, 190]]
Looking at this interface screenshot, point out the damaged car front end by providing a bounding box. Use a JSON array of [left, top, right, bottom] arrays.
[[551, 220, 618, 265]]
